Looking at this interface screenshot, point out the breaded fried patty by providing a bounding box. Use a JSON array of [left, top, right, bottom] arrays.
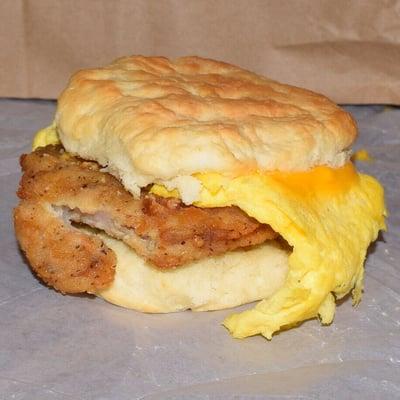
[[14, 145, 277, 293]]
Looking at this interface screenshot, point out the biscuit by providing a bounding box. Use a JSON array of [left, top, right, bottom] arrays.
[[56, 56, 356, 199], [98, 234, 289, 313]]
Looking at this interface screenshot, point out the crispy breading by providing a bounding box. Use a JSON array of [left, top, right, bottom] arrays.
[[14, 201, 116, 293], [14, 145, 277, 292]]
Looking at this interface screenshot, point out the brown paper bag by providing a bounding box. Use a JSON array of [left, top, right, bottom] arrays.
[[1, 0, 399, 103]]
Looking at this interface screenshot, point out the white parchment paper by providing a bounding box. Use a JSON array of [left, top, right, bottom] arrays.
[[0, 100, 399, 399]]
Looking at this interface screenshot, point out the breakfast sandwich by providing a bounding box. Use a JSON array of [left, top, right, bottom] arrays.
[[14, 56, 386, 339]]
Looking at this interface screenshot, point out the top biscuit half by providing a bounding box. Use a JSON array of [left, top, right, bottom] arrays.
[[55, 55, 357, 197]]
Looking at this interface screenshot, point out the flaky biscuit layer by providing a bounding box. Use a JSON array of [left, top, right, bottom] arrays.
[[56, 56, 356, 197]]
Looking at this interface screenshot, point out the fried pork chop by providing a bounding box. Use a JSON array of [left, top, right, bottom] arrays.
[[14, 145, 277, 293]]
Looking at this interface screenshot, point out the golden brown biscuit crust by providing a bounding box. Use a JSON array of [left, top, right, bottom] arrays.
[[56, 56, 356, 197]]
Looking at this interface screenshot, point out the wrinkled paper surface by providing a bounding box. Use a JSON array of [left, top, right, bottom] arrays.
[[1, 0, 400, 104], [0, 100, 399, 399]]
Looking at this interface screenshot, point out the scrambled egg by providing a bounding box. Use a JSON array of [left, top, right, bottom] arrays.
[[153, 165, 386, 339], [32, 123, 60, 150], [352, 148, 374, 162], [34, 127, 386, 339]]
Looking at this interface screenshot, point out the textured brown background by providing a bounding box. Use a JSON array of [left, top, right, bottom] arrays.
[[1, 0, 400, 103]]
